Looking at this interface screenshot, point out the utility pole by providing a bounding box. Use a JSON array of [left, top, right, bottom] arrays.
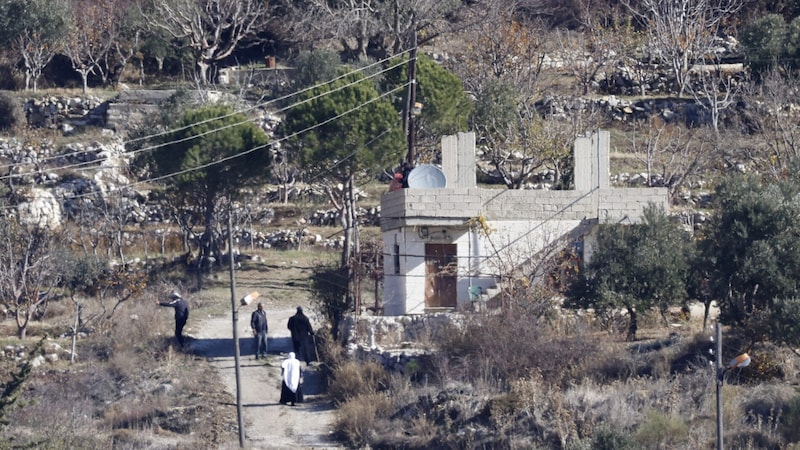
[[715, 322, 723, 450], [404, 13, 418, 166], [228, 204, 245, 448]]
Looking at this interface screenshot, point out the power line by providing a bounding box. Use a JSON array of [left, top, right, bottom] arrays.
[[0, 50, 415, 178], [0, 81, 411, 210]]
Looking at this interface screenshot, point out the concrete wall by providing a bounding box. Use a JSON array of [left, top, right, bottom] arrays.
[[381, 186, 668, 231], [380, 130, 671, 315]]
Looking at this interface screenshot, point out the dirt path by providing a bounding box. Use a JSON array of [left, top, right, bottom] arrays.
[[190, 304, 341, 449]]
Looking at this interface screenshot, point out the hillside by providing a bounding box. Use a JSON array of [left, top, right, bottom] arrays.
[[3, 1, 800, 448]]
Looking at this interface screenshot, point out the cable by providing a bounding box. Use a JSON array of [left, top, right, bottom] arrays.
[[1, 81, 410, 209], [0, 50, 414, 177]]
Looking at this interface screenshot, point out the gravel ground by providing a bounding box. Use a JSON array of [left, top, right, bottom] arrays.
[[190, 302, 342, 450]]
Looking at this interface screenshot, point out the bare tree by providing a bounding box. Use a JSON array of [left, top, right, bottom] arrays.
[[0, 218, 61, 339], [624, 119, 717, 202], [738, 68, 800, 179], [277, 0, 467, 59], [11, 0, 70, 92], [447, 5, 551, 97], [142, 0, 272, 83], [624, 0, 742, 97], [63, 0, 120, 92], [687, 52, 744, 135]]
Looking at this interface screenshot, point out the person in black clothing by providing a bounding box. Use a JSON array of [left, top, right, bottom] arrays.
[[158, 291, 189, 346], [287, 307, 314, 365], [400, 161, 412, 188], [250, 302, 268, 360]]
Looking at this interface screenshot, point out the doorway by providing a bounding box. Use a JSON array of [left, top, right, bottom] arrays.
[[424, 243, 457, 309]]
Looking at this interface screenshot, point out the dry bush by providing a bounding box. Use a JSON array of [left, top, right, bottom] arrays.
[[327, 359, 389, 406], [103, 394, 170, 429], [333, 391, 393, 448], [633, 410, 690, 448], [316, 328, 345, 367], [437, 309, 605, 387], [6, 372, 113, 449]]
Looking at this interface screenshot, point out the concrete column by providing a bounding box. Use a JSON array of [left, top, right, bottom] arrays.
[[574, 130, 610, 191], [574, 135, 591, 192], [441, 134, 458, 187], [593, 130, 610, 189], [456, 132, 476, 188]]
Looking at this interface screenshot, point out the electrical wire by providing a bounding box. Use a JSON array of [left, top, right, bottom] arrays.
[[0, 50, 414, 179], [0, 81, 410, 209]]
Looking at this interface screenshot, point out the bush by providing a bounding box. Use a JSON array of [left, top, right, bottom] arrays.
[[438, 309, 604, 387], [590, 424, 637, 450], [634, 410, 689, 448], [309, 262, 350, 339], [292, 49, 341, 90], [333, 392, 393, 448], [0, 91, 23, 131], [328, 360, 389, 406]]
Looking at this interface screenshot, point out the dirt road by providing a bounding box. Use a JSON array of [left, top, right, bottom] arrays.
[[190, 303, 341, 449]]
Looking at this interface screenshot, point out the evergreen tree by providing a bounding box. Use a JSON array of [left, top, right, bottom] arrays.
[[566, 205, 691, 340], [145, 104, 271, 284]]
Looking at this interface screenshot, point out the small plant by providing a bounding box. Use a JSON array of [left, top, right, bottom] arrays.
[[591, 425, 637, 450], [333, 391, 393, 448], [634, 410, 689, 448], [328, 359, 389, 405]]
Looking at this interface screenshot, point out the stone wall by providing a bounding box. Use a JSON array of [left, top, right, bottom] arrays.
[[339, 313, 459, 375]]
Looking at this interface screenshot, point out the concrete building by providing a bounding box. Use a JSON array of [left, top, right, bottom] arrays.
[[380, 130, 670, 315]]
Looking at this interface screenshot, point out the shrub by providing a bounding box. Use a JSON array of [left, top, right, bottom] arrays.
[[328, 360, 389, 406], [0, 91, 23, 131], [309, 262, 350, 339], [782, 395, 800, 442], [333, 392, 393, 448], [589, 424, 637, 450], [292, 49, 341, 90], [438, 309, 604, 387], [634, 410, 689, 448]]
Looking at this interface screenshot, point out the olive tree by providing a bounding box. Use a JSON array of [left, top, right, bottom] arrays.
[[566, 205, 691, 340], [694, 169, 800, 346]]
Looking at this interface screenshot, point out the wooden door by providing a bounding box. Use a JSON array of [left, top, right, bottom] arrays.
[[425, 243, 457, 308]]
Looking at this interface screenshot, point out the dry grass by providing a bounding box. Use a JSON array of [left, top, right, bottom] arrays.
[[325, 299, 800, 449], [0, 281, 238, 448]]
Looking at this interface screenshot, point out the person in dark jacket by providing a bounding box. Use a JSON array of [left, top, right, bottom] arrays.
[[287, 307, 314, 365], [250, 302, 268, 360], [158, 291, 189, 346]]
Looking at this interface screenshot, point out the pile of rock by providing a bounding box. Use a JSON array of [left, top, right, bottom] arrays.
[[2, 340, 73, 366]]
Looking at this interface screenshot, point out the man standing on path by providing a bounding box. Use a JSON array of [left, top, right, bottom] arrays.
[[157, 291, 189, 346], [250, 302, 268, 359], [287, 306, 314, 365]]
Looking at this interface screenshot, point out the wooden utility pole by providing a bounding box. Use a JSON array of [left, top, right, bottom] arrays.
[[228, 205, 245, 447], [715, 322, 723, 450], [404, 14, 418, 166]]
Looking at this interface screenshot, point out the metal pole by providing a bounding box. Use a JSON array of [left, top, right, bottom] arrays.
[[716, 322, 723, 450], [228, 204, 245, 447]]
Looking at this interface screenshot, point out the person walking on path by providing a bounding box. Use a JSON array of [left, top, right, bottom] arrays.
[[250, 302, 268, 360], [279, 352, 303, 406], [157, 291, 189, 346], [287, 306, 314, 365]]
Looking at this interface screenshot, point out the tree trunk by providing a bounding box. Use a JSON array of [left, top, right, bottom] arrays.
[[198, 60, 210, 84], [626, 307, 638, 341], [16, 310, 27, 340]]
